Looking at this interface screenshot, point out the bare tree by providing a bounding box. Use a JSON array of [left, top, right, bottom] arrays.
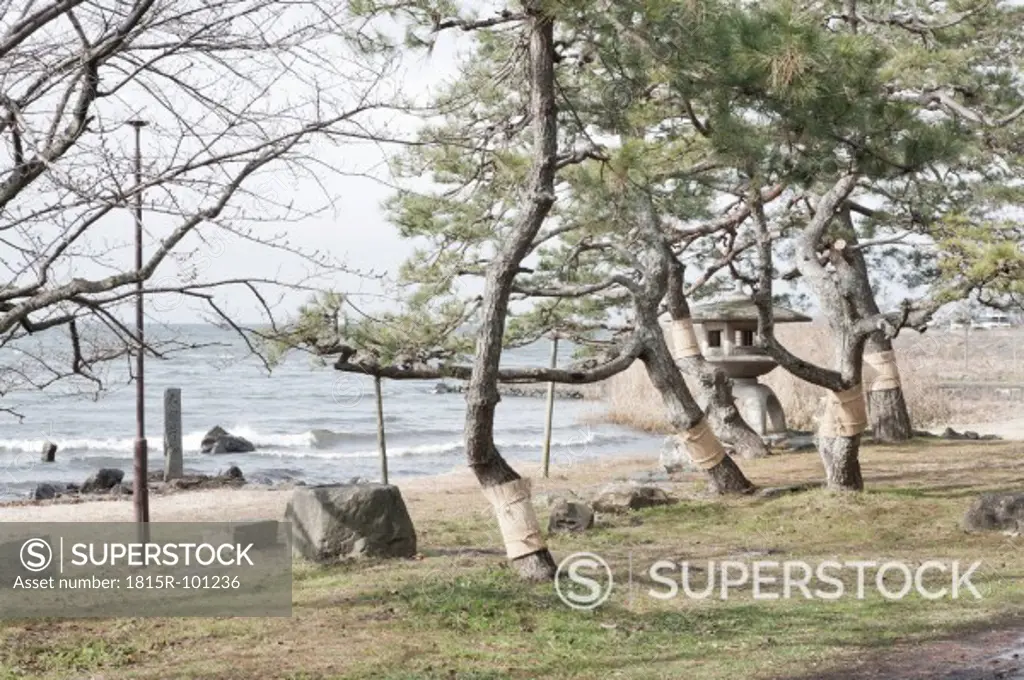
[[0, 0, 391, 410]]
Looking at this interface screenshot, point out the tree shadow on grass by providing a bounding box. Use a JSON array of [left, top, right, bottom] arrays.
[[776, 613, 1024, 680]]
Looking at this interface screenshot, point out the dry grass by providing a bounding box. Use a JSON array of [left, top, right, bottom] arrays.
[[598, 325, 1024, 434]]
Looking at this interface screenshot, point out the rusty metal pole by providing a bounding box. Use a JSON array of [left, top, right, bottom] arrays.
[[128, 120, 150, 534]]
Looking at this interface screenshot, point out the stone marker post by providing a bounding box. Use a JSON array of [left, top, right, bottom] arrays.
[[164, 388, 183, 481]]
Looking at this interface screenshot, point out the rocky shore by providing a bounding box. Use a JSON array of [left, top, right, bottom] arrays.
[[14, 465, 249, 506]]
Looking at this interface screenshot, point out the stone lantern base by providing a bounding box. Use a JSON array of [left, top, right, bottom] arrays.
[[731, 378, 786, 436]]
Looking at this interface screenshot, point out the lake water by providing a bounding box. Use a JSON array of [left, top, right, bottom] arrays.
[[0, 325, 659, 499]]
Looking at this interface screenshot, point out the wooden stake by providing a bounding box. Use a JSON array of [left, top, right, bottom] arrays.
[[541, 336, 558, 478], [375, 376, 388, 485]]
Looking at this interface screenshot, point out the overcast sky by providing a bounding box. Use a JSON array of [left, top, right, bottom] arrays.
[[135, 32, 472, 326]]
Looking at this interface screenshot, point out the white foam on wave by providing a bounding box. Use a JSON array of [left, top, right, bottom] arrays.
[[243, 430, 617, 460], [0, 425, 320, 457], [0, 437, 136, 456], [0, 425, 632, 461]]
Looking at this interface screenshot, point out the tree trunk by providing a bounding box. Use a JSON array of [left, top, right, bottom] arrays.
[[707, 455, 758, 494], [664, 260, 770, 459], [832, 219, 913, 443], [678, 355, 771, 459], [817, 435, 863, 491], [867, 385, 913, 442], [637, 319, 755, 495], [864, 337, 913, 442], [461, 6, 558, 581], [470, 445, 557, 580]]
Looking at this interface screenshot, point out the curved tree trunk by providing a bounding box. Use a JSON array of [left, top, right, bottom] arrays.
[[707, 454, 759, 493], [470, 444, 557, 580], [664, 258, 770, 459], [637, 318, 756, 495], [679, 355, 771, 459], [864, 336, 913, 442], [462, 5, 558, 581], [817, 434, 864, 491]]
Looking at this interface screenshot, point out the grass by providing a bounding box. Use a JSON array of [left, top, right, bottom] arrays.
[[598, 325, 1024, 433], [2, 440, 1024, 679]]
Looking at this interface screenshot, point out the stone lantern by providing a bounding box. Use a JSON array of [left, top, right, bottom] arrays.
[[688, 295, 811, 436]]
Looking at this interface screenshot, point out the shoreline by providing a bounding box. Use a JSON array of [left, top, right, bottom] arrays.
[[4, 415, 1021, 522], [0, 450, 659, 523]]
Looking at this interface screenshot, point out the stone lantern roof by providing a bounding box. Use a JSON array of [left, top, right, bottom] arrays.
[[690, 296, 811, 324]]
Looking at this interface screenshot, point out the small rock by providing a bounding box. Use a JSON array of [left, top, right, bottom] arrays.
[[82, 468, 125, 494], [659, 436, 695, 474], [941, 427, 960, 440], [548, 499, 595, 533], [220, 465, 244, 480], [29, 483, 60, 501], [964, 493, 1024, 532], [591, 483, 676, 514]]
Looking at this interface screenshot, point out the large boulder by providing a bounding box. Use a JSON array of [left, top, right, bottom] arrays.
[[964, 493, 1024, 532], [82, 468, 124, 494], [547, 499, 595, 533], [285, 483, 417, 562], [201, 425, 228, 450], [200, 426, 255, 454], [591, 482, 676, 514]]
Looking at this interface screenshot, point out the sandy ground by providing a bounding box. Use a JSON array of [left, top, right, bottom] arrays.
[[0, 455, 654, 523]]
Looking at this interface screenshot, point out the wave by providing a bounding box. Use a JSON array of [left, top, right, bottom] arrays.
[[0, 437, 138, 456], [238, 429, 638, 460], [0, 425, 639, 460]]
